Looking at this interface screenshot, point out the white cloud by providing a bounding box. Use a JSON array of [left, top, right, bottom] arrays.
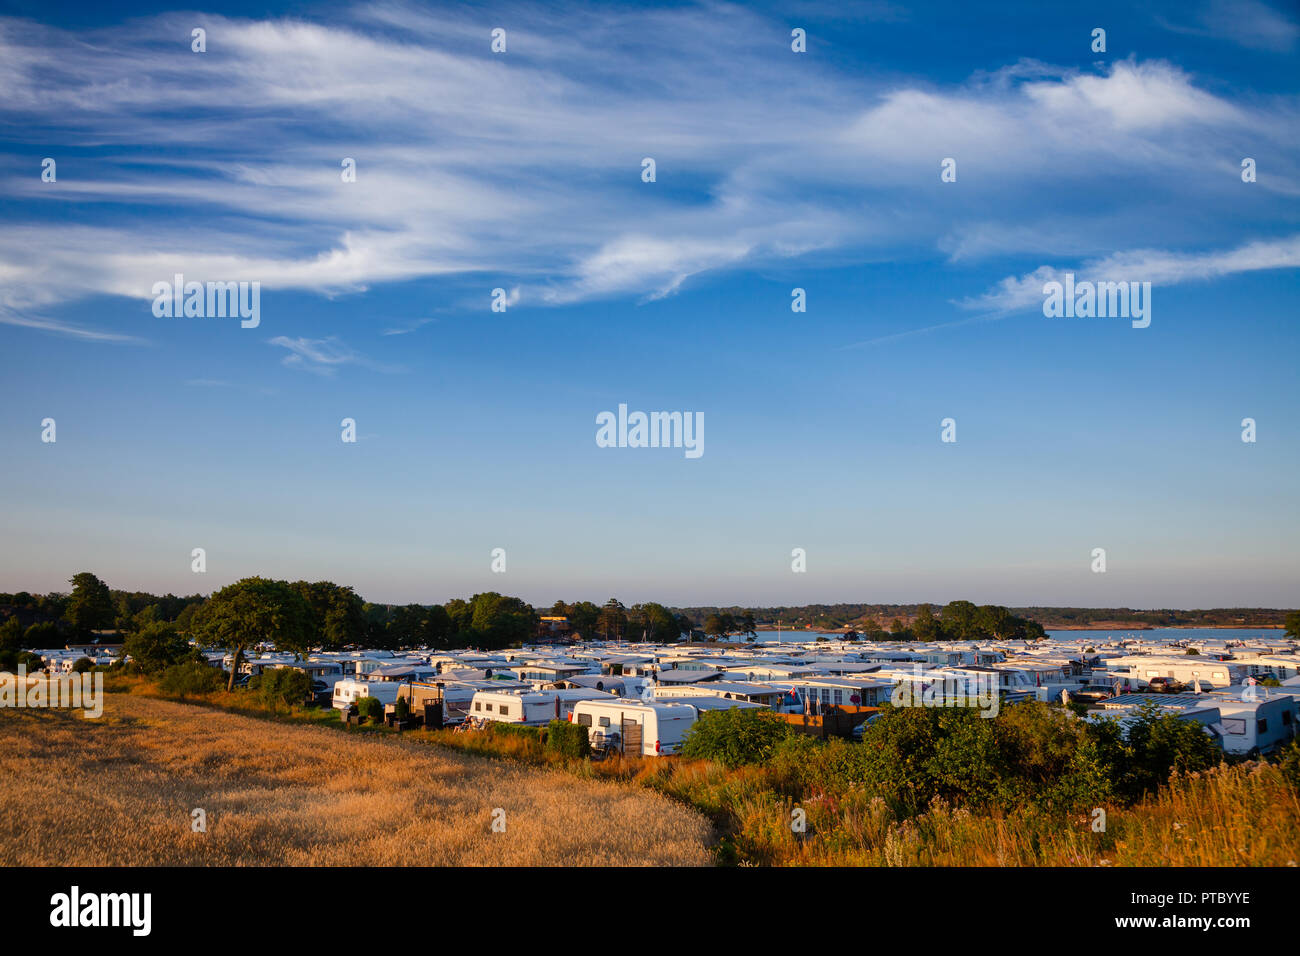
[[962, 235, 1300, 314], [1158, 0, 1299, 53], [0, 4, 1295, 341], [268, 335, 403, 375]]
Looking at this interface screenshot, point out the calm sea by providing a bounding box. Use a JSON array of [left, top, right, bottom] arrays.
[[743, 627, 1287, 645]]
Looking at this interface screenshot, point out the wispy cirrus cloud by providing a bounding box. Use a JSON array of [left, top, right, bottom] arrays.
[[841, 234, 1300, 349], [268, 335, 404, 376], [961, 235, 1300, 314], [1156, 0, 1299, 53], [0, 2, 1296, 344]]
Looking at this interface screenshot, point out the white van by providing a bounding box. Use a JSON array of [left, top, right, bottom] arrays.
[[332, 679, 402, 711], [570, 699, 699, 756]]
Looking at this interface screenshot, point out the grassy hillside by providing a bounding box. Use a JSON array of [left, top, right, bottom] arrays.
[[0, 694, 713, 866]]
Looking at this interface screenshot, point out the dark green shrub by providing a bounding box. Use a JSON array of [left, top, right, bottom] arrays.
[[1115, 701, 1221, 799], [71, 657, 94, 673], [159, 661, 224, 696], [395, 696, 410, 720], [681, 708, 790, 768], [356, 695, 385, 721], [545, 719, 591, 759], [259, 668, 313, 708], [487, 721, 544, 741], [122, 622, 189, 674]]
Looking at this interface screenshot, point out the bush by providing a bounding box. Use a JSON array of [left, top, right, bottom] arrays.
[[486, 721, 544, 741], [258, 668, 313, 708], [122, 622, 189, 675], [1115, 701, 1221, 799], [71, 657, 94, 673], [1279, 737, 1300, 793], [681, 708, 790, 768], [845, 701, 1114, 816], [545, 719, 591, 759], [159, 661, 224, 697], [395, 696, 410, 720], [355, 696, 384, 721]]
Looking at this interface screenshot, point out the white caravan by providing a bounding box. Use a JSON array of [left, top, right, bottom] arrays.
[[468, 689, 613, 726], [332, 679, 401, 711], [570, 699, 700, 756]]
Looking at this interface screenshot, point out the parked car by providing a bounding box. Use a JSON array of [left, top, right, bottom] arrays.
[[309, 680, 333, 706], [1147, 677, 1186, 694], [1072, 684, 1117, 704]]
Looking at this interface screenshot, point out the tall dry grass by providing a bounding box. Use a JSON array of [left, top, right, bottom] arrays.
[[679, 761, 1300, 866], [0, 694, 713, 866]]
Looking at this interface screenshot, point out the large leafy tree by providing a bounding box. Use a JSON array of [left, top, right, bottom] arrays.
[[122, 621, 190, 674], [911, 604, 943, 642], [596, 599, 627, 641], [190, 577, 314, 690], [1285, 610, 1300, 641], [467, 592, 538, 649], [64, 572, 115, 638], [290, 580, 367, 649], [703, 612, 735, 640]]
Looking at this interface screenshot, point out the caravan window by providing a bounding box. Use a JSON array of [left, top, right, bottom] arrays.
[[1222, 718, 1247, 735], [485, 703, 494, 712], [598, 716, 611, 728], [1257, 719, 1268, 733], [474, 702, 481, 712], [577, 713, 592, 727]]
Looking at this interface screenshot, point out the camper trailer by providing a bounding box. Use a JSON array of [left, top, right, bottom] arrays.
[[468, 688, 613, 726], [1209, 693, 1295, 755], [332, 679, 401, 712], [570, 699, 699, 756]]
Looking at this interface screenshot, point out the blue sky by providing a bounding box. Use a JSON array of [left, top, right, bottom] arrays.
[[1, 0, 1297, 608]]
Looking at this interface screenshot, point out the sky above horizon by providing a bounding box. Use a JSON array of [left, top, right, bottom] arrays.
[[1, 0, 1297, 609]]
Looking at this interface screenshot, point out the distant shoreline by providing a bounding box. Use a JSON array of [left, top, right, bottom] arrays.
[[754, 623, 1286, 633]]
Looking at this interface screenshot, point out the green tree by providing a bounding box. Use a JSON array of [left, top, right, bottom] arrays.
[[0, 617, 23, 653], [290, 581, 367, 649], [597, 599, 627, 641], [189, 577, 315, 691], [459, 592, 539, 649], [22, 621, 61, 646], [64, 572, 115, 637], [122, 621, 190, 675], [1285, 610, 1300, 641], [703, 612, 734, 640], [941, 600, 980, 639], [911, 604, 942, 642]]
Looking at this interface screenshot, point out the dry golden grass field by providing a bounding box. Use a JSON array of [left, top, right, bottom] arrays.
[[0, 694, 714, 866]]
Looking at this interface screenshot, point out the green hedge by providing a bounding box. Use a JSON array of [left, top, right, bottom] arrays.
[[490, 721, 544, 741], [355, 696, 385, 721], [545, 719, 591, 759]]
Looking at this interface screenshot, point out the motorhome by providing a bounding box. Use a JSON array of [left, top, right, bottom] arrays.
[[570, 699, 700, 756], [331, 679, 402, 711]]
